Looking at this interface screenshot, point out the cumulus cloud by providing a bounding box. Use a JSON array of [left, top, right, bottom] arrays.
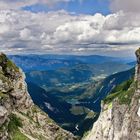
[[20, 28, 32, 40], [0, 9, 139, 56]]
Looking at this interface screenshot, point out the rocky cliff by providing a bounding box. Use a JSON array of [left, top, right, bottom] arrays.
[[0, 53, 76, 140], [84, 49, 140, 140]]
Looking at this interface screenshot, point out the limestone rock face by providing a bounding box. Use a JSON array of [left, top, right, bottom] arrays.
[[0, 53, 76, 140], [84, 49, 140, 140], [136, 48, 140, 64], [0, 106, 8, 125]]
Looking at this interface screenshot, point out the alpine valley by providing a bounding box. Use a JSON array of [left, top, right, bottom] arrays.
[[8, 54, 135, 137], [1, 51, 140, 140]]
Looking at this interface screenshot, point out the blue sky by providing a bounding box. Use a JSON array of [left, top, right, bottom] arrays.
[[23, 0, 110, 15]]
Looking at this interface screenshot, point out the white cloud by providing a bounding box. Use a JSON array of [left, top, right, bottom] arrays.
[[20, 28, 32, 40], [0, 9, 139, 56], [0, 24, 9, 34], [0, 0, 139, 57]]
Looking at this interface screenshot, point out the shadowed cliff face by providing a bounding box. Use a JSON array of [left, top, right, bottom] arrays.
[[135, 48, 140, 89], [0, 53, 76, 140], [84, 49, 140, 140], [135, 48, 140, 64]]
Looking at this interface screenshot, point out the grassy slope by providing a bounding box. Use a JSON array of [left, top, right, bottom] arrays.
[[7, 114, 29, 140], [103, 77, 136, 105]]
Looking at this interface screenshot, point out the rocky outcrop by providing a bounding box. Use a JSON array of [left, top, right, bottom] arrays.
[[0, 53, 76, 140], [84, 49, 140, 140]]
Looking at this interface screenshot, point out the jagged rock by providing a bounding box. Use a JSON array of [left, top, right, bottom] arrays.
[[0, 106, 8, 125], [136, 48, 140, 64], [0, 53, 76, 140], [84, 49, 140, 140]]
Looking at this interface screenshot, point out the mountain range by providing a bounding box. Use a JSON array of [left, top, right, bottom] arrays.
[[9, 54, 134, 72]]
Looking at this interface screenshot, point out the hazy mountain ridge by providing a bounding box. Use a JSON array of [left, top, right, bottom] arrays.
[[9, 55, 133, 72]]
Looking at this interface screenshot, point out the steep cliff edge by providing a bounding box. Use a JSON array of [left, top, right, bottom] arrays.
[[84, 49, 140, 140], [0, 53, 76, 140]]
